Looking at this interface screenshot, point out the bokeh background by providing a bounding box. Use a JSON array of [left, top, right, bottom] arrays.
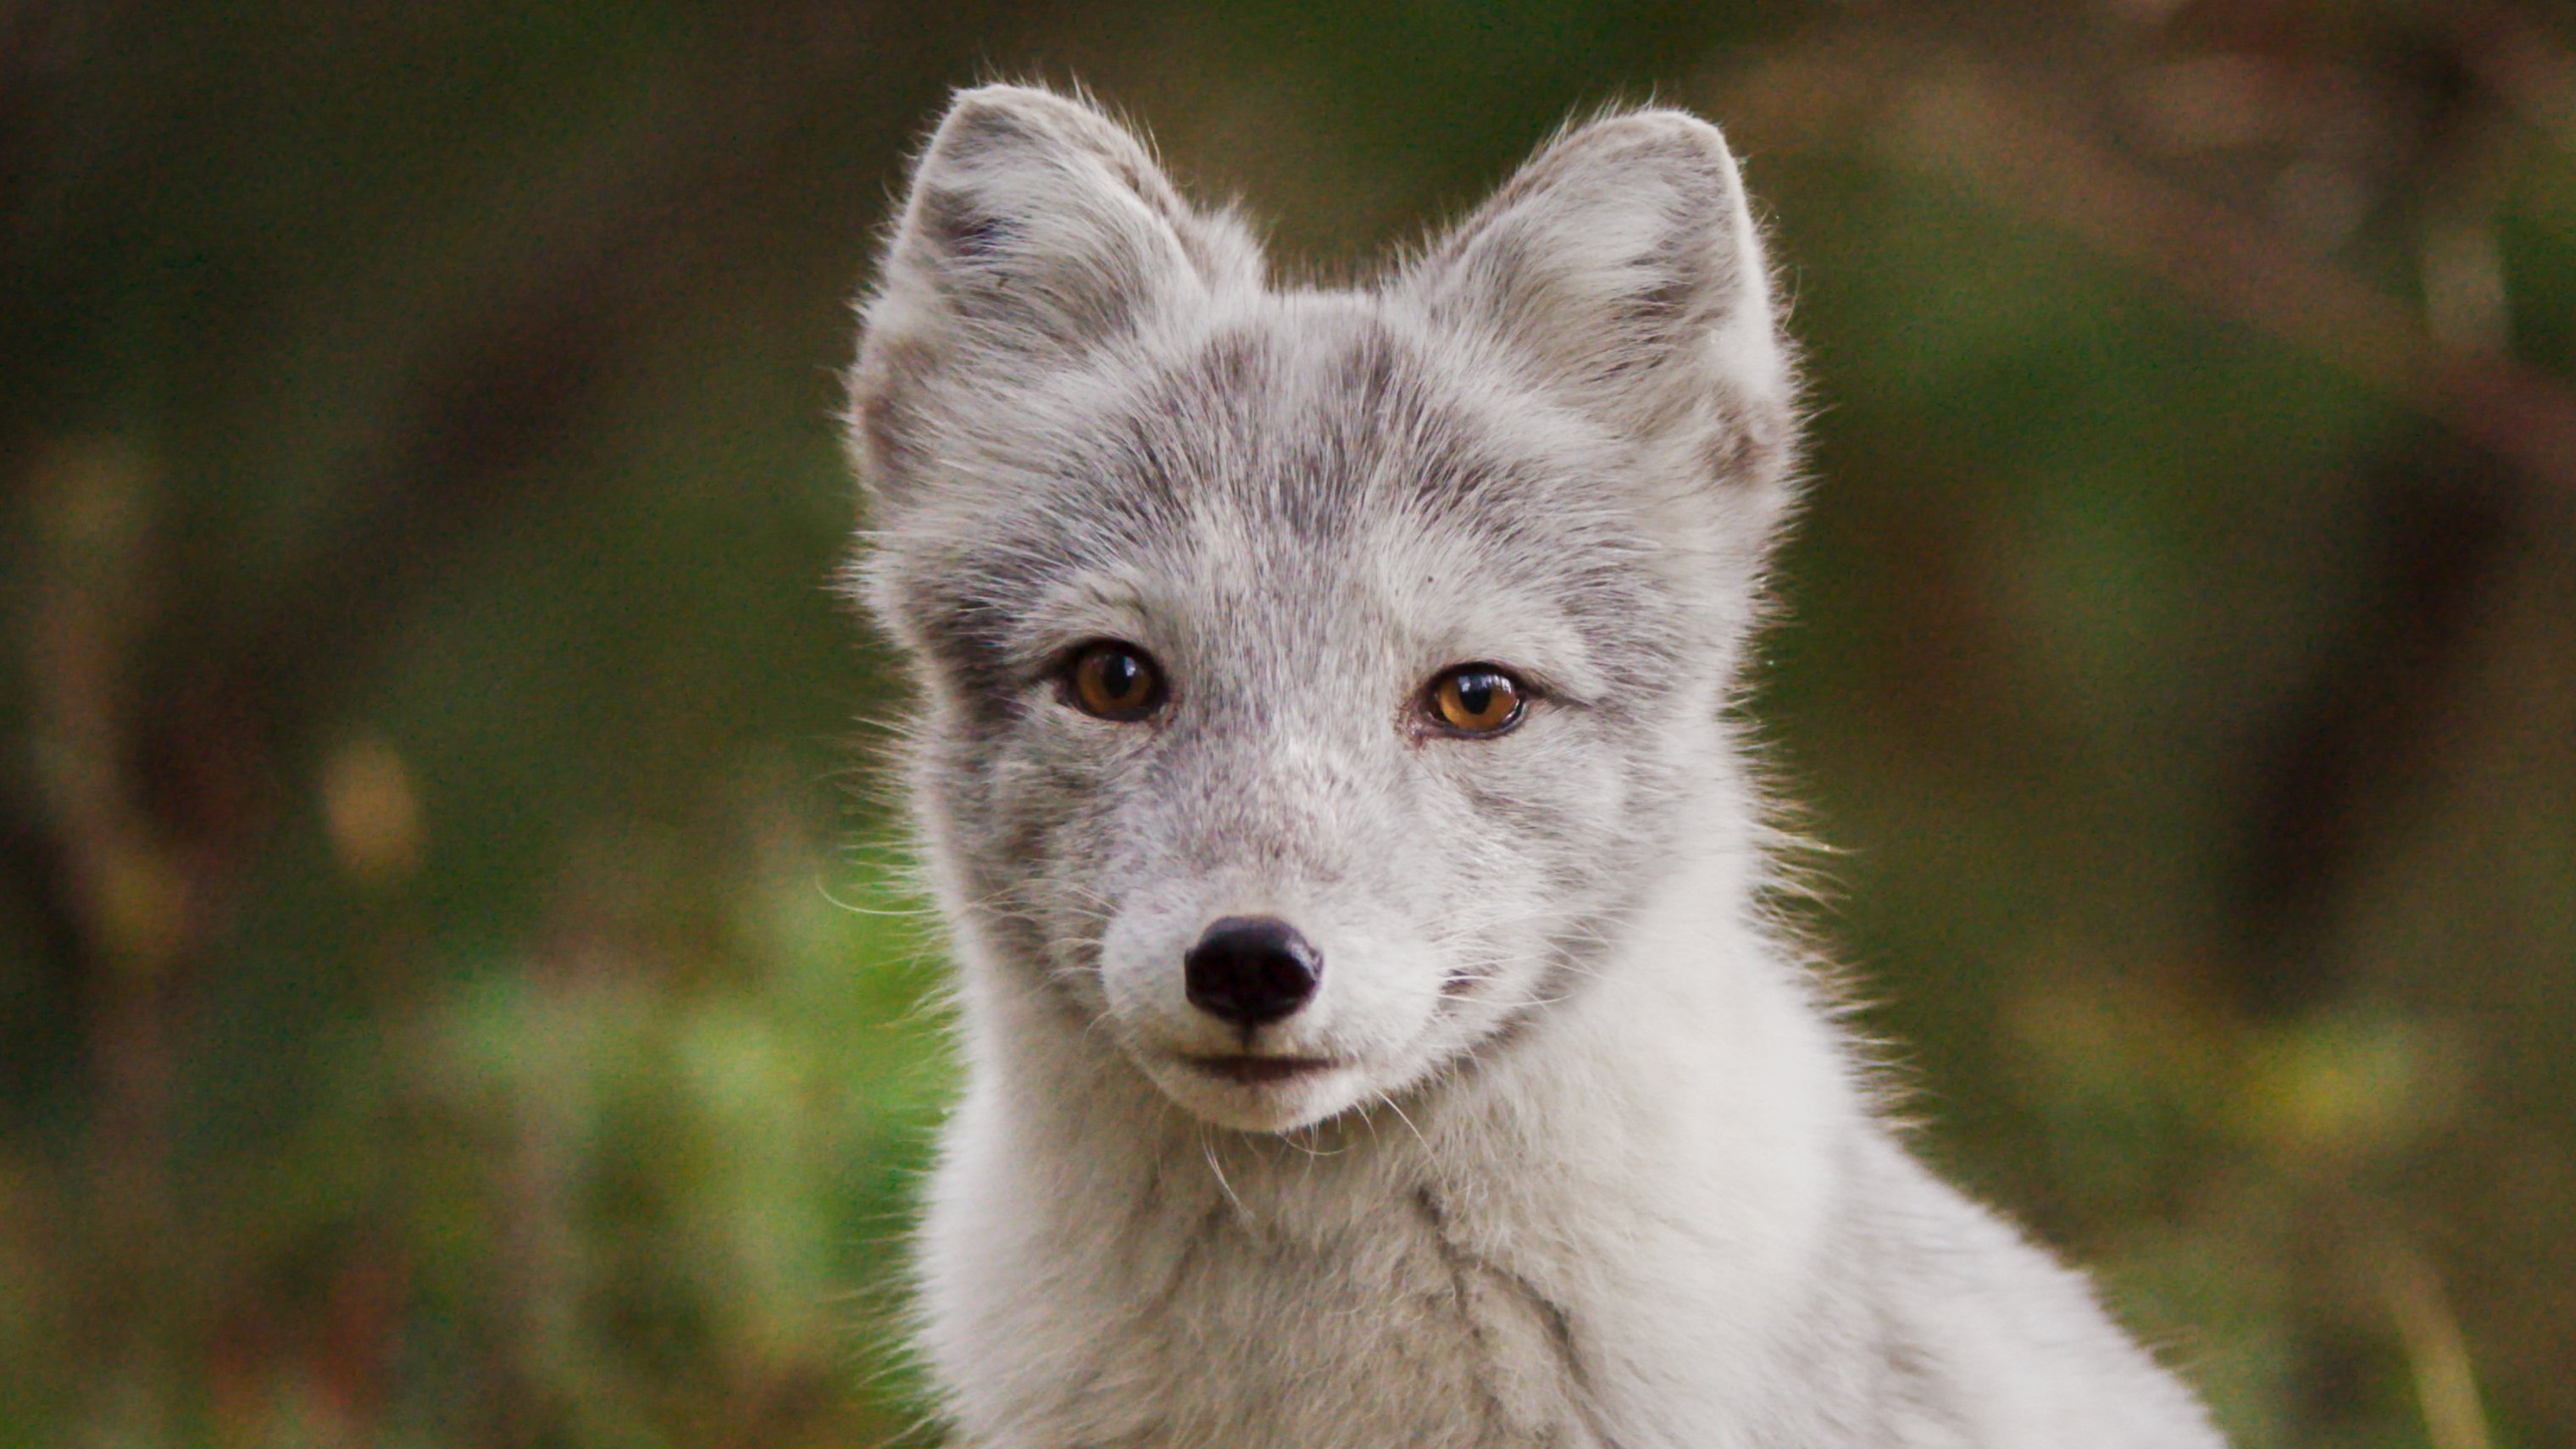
[[5, 1, 2573, 1445]]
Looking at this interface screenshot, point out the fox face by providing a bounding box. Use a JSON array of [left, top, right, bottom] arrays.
[[851, 86, 1799, 1131]]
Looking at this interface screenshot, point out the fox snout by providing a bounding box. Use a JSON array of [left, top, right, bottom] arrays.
[[1183, 916, 1324, 1030]]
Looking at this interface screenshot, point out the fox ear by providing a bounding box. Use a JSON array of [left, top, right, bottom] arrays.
[[1402, 109, 1793, 467], [850, 85, 1260, 503]]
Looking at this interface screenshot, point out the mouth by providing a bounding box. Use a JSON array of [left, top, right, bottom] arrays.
[[1183, 1053, 1341, 1085]]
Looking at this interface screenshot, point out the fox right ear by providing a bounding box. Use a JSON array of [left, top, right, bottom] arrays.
[[849, 85, 1260, 505], [1401, 109, 1792, 461]]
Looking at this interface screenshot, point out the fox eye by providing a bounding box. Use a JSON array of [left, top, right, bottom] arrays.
[[1063, 641, 1166, 722], [1424, 665, 1530, 737]]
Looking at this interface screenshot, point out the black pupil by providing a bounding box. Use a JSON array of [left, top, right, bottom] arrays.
[[1456, 673, 1502, 719], [1098, 652, 1141, 701]]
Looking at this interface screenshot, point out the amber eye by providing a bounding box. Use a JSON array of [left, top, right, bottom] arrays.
[[1063, 641, 1166, 722], [1426, 665, 1529, 736]]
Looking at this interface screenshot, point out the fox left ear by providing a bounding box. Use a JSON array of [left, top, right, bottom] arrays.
[[1402, 109, 1795, 493], [848, 84, 1263, 516]]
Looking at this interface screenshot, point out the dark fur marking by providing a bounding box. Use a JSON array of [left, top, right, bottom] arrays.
[[854, 334, 942, 477], [1413, 1185, 1627, 1449], [919, 186, 1013, 264], [1413, 1186, 1513, 1441]]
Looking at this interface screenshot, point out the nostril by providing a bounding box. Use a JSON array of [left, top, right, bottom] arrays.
[[1184, 916, 1323, 1030]]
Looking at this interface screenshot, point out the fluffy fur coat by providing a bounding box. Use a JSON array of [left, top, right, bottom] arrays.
[[845, 82, 2224, 1449]]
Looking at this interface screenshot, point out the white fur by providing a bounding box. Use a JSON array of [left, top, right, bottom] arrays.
[[849, 83, 2225, 1448]]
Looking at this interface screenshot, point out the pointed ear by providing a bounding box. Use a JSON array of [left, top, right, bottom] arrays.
[[1402, 109, 1793, 468], [848, 85, 1261, 505]]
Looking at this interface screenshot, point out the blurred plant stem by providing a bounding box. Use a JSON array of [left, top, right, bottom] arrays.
[[1717, 21, 2576, 506]]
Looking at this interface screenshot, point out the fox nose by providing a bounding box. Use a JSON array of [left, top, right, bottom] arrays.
[[1184, 916, 1322, 1029]]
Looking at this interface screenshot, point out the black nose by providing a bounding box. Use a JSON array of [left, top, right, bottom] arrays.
[[1184, 916, 1323, 1030]]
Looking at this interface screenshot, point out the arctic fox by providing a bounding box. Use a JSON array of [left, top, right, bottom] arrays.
[[846, 83, 2224, 1449]]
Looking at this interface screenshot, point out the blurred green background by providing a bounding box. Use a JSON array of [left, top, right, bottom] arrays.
[[5, 1, 2572, 1445]]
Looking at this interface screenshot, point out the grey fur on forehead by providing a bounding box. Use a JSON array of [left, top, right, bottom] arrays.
[[851, 82, 1799, 686], [898, 306, 1695, 699]]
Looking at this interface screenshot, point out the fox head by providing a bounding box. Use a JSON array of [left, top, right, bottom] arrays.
[[848, 85, 1799, 1132]]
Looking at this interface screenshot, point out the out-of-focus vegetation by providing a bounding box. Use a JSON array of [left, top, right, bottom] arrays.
[[3, 1, 2571, 1445]]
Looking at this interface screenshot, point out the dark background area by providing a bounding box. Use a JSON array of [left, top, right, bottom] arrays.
[[4, 2, 2571, 1445]]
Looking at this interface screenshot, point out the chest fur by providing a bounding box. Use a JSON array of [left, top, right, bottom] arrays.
[[952, 1181, 1603, 1449]]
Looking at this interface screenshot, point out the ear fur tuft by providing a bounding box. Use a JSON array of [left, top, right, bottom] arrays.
[[847, 83, 1263, 510], [1402, 108, 1793, 464]]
